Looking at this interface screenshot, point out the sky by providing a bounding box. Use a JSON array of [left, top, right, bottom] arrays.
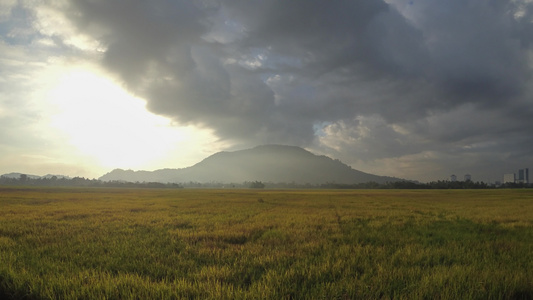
[[1, 0, 533, 183]]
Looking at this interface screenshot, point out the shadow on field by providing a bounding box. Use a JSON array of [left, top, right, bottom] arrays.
[[0, 279, 34, 300]]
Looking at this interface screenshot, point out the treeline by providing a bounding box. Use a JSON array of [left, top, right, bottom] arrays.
[[0, 175, 183, 189], [319, 180, 532, 189], [1, 174, 531, 189]]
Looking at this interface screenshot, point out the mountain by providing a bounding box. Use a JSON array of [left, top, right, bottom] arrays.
[[1, 172, 42, 179], [99, 145, 400, 184], [0, 173, 71, 179]]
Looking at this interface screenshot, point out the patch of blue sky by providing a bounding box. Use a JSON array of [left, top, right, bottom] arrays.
[[313, 121, 331, 137], [0, 5, 35, 46]]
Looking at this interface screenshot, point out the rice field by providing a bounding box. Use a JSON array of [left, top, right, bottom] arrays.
[[0, 187, 532, 299]]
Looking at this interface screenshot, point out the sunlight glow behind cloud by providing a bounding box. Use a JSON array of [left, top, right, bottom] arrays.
[[48, 68, 219, 171]]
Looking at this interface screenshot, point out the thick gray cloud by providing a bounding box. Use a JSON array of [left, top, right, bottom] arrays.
[[55, 0, 533, 181]]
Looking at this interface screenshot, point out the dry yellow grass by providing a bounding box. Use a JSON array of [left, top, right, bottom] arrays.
[[0, 187, 532, 299]]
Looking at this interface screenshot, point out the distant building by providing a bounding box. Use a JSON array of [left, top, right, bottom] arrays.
[[464, 174, 471, 182], [518, 168, 529, 184], [450, 174, 457, 182], [503, 173, 515, 184]]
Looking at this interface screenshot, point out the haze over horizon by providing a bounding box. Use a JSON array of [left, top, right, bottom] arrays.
[[2, 0, 533, 183]]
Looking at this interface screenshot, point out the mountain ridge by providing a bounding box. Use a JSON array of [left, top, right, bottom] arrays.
[[0, 173, 70, 179], [99, 145, 401, 184]]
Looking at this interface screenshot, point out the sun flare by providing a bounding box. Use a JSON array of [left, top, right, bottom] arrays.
[[48, 68, 205, 170]]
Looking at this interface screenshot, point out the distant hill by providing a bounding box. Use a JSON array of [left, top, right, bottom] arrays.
[[1, 172, 42, 179], [0, 173, 70, 179], [99, 145, 401, 184]]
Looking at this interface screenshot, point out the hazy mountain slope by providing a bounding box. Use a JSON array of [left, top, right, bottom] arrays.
[[0, 172, 42, 179], [99, 145, 400, 184]]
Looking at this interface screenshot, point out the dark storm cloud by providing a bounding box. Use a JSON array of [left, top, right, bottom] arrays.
[[63, 0, 427, 141], [67, 0, 207, 86], [418, 0, 532, 105], [61, 0, 533, 180]]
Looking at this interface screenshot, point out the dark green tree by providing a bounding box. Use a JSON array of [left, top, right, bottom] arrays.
[[250, 181, 265, 189]]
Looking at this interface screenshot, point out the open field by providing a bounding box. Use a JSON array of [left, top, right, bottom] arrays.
[[0, 187, 532, 299]]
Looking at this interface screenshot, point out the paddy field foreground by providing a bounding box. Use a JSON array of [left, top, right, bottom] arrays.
[[0, 187, 531, 299]]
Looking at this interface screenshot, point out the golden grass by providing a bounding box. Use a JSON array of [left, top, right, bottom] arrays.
[[0, 187, 532, 299]]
